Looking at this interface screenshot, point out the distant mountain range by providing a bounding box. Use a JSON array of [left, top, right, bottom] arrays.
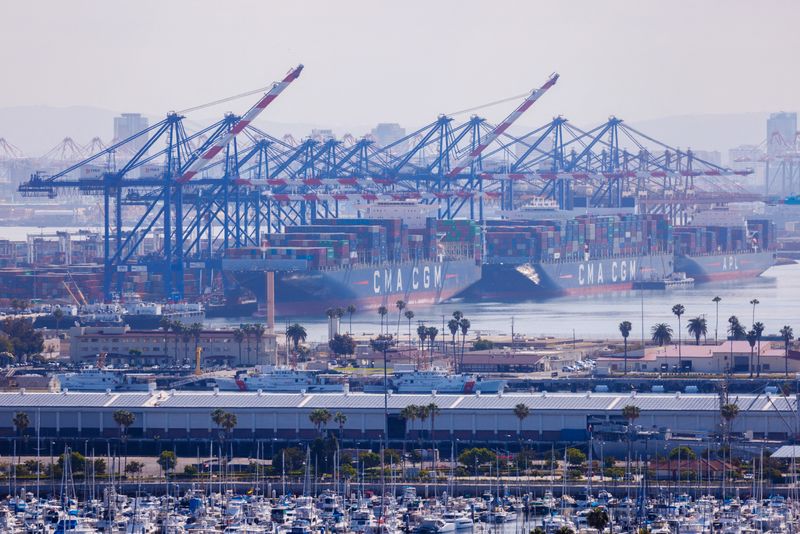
[[0, 105, 785, 162]]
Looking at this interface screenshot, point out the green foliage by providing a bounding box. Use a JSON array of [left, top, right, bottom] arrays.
[[183, 464, 199, 476], [157, 450, 177, 473], [328, 334, 356, 356], [125, 461, 144, 475], [514, 449, 537, 470], [340, 464, 356, 479], [272, 447, 305, 472], [605, 466, 625, 480], [458, 447, 496, 468], [651, 322, 673, 346], [604, 456, 617, 468], [91, 458, 106, 475], [472, 338, 494, 351], [587, 507, 610, 531], [383, 449, 401, 465], [58, 451, 85, 472], [113, 410, 136, 437], [358, 451, 381, 469], [668, 446, 697, 460], [566, 447, 586, 465], [0, 317, 44, 359]]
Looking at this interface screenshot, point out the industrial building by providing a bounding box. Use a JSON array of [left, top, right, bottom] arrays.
[[596, 340, 800, 375], [68, 325, 277, 367], [0, 390, 794, 448]]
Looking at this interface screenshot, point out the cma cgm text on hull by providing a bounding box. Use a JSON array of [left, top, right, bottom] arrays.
[[223, 216, 482, 316]]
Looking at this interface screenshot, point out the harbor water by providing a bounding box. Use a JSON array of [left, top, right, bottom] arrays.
[[210, 263, 799, 343]]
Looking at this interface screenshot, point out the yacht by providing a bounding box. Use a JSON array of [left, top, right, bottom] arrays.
[[223, 366, 346, 392], [392, 368, 505, 394], [56, 368, 154, 391], [415, 517, 456, 534]]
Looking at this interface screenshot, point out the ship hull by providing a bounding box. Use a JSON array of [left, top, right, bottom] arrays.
[[226, 259, 481, 316], [471, 253, 673, 299], [674, 250, 775, 283]]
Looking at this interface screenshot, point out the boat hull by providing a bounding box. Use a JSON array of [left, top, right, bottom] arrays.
[[226, 259, 481, 316], [471, 253, 673, 299], [674, 250, 775, 283]]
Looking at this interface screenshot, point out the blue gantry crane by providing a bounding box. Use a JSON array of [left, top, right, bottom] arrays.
[[19, 69, 755, 302]]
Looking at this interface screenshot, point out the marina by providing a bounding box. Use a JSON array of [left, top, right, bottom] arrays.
[[2, 1, 800, 529]]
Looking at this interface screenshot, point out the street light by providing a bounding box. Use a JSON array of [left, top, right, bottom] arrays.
[[370, 335, 396, 453]]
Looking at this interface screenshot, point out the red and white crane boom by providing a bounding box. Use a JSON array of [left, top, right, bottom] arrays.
[[177, 64, 304, 184], [446, 73, 558, 178]]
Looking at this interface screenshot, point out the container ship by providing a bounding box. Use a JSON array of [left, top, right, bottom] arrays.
[[223, 211, 482, 316], [673, 218, 776, 282], [470, 213, 674, 299]]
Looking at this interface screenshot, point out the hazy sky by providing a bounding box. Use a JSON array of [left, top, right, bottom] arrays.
[[1, 0, 798, 131]]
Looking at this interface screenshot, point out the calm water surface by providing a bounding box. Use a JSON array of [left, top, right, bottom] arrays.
[[209, 263, 800, 344]]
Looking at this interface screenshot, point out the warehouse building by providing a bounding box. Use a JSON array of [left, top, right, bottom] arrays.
[[0, 390, 794, 449], [68, 325, 277, 367]]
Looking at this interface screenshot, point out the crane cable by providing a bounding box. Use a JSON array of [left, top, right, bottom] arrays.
[[177, 83, 530, 119], [446, 91, 531, 117], [176, 84, 277, 115]]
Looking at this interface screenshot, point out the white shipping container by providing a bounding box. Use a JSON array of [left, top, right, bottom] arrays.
[[139, 164, 165, 178], [79, 165, 104, 179]]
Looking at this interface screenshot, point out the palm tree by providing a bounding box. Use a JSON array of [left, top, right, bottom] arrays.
[[650, 323, 673, 347], [377, 306, 388, 335], [672, 304, 685, 369], [400, 405, 419, 439], [426, 403, 440, 475], [404, 310, 415, 346], [159, 317, 171, 363], [346, 304, 356, 335], [286, 323, 308, 359], [753, 322, 765, 377], [417, 325, 428, 351], [426, 326, 439, 365], [220, 412, 237, 439], [11, 411, 28, 472], [459, 318, 471, 372], [750, 298, 760, 326], [171, 321, 184, 366], [113, 410, 135, 440], [52, 307, 64, 335], [746, 329, 757, 378], [334, 411, 347, 441], [242, 324, 253, 364], [712, 296, 722, 344], [12, 411, 29, 440], [513, 403, 530, 437], [189, 322, 203, 363], [113, 409, 135, 475], [181, 328, 192, 366], [400, 405, 420, 465], [619, 321, 632, 374], [687, 316, 708, 346], [211, 408, 225, 429], [417, 404, 430, 455], [252, 324, 266, 365], [233, 328, 245, 366], [448, 319, 460, 369], [395, 300, 406, 339], [727, 316, 746, 374], [780, 325, 794, 378], [720, 402, 739, 444], [309, 408, 332, 436], [586, 507, 609, 532], [622, 405, 640, 480]]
